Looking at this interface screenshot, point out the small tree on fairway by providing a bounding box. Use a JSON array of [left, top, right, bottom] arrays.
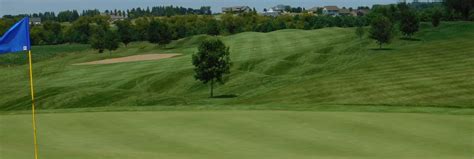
[[432, 8, 442, 27], [355, 17, 366, 40], [400, 9, 420, 39], [369, 15, 393, 49], [90, 26, 107, 53], [356, 26, 365, 40], [192, 38, 231, 97], [115, 20, 134, 47], [148, 20, 172, 47], [104, 30, 120, 53], [355, 26, 365, 48]]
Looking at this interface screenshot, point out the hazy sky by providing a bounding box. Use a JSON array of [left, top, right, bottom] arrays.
[[0, 0, 407, 16]]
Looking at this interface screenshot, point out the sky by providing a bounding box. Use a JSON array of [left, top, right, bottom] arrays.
[[0, 0, 412, 16]]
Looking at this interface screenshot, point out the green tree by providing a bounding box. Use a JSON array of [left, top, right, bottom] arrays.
[[0, 19, 15, 35], [206, 19, 220, 36], [104, 30, 120, 53], [355, 17, 366, 43], [69, 16, 92, 43], [115, 20, 134, 46], [175, 19, 188, 38], [432, 8, 443, 27], [148, 20, 172, 47], [356, 26, 365, 40], [221, 13, 243, 34], [134, 17, 150, 41], [369, 15, 394, 49], [42, 21, 62, 44], [470, 10, 474, 21], [30, 26, 45, 45], [400, 9, 420, 39], [192, 38, 231, 97], [90, 26, 107, 53], [445, 0, 474, 20]]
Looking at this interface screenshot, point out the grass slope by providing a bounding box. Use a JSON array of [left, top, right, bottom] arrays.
[[0, 23, 473, 159], [1, 111, 472, 159], [0, 22, 473, 112]]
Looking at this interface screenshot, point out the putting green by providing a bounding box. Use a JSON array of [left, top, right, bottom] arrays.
[[1, 111, 472, 159]]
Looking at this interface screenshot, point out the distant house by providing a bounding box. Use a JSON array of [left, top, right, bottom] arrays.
[[272, 4, 290, 13], [109, 15, 126, 22], [338, 9, 351, 16], [30, 18, 41, 25], [356, 9, 370, 16], [307, 7, 321, 14], [222, 6, 252, 14], [350, 11, 359, 17], [262, 8, 280, 17], [322, 6, 339, 16], [101, 13, 126, 23]]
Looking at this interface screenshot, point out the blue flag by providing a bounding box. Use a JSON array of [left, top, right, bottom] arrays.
[[0, 17, 31, 54]]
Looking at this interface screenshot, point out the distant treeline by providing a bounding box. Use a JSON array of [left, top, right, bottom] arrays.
[[0, 1, 472, 47], [25, 13, 369, 46], [1, 6, 212, 23]]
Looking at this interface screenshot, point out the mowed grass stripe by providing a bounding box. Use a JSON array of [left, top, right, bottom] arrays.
[[1, 111, 471, 159], [0, 22, 473, 110]]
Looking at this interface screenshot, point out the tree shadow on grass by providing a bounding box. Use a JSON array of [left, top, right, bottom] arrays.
[[370, 48, 394, 51], [162, 46, 176, 50], [400, 37, 422, 41], [211, 94, 238, 99]]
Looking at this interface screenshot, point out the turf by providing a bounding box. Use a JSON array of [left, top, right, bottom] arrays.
[[0, 22, 473, 159], [1, 111, 472, 159], [0, 22, 473, 112]]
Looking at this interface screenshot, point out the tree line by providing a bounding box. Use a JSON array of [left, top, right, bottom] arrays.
[[0, 1, 472, 52], [364, 2, 466, 49], [2, 6, 212, 23]]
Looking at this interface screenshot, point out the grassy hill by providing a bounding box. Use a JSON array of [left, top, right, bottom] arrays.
[[0, 22, 473, 159], [0, 22, 473, 112]]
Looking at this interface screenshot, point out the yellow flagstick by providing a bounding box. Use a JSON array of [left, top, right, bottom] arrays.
[[28, 50, 39, 159]]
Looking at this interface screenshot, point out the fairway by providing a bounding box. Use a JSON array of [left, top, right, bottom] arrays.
[[1, 111, 472, 159]]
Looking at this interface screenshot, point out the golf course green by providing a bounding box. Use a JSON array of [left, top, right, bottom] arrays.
[[0, 22, 473, 158], [1, 111, 472, 159]]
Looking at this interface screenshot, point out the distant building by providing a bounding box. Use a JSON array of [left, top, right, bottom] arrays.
[[109, 15, 126, 22], [101, 13, 126, 23], [272, 4, 290, 13], [356, 8, 370, 16], [222, 6, 252, 14], [307, 7, 321, 14], [262, 8, 280, 17], [338, 9, 351, 16], [30, 18, 41, 25], [322, 6, 340, 16]]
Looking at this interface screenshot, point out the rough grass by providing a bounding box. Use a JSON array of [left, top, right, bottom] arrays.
[[1, 111, 472, 159], [0, 22, 473, 112]]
